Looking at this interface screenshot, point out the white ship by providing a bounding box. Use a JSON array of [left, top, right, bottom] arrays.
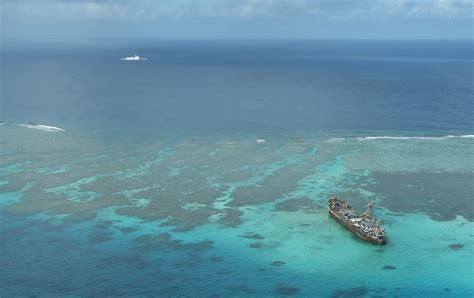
[[120, 54, 147, 61]]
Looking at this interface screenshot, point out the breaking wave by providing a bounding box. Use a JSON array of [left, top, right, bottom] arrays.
[[17, 123, 66, 132], [325, 135, 474, 143]]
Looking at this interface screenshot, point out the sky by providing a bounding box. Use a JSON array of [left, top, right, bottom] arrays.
[[1, 0, 473, 41]]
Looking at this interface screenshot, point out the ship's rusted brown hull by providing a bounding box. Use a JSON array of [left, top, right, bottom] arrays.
[[329, 209, 386, 245]]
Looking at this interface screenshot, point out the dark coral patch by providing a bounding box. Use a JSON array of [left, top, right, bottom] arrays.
[[215, 208, 244, 228], [271, 260, 286, 266], [98, 255, 149, 268], [209, 256, 224, 263], [275, 198, 321, 213], [228, 163, 312, 208], [321, 235, 335, 243], [119, 226, 138, 234], [382, 265, 396, 270], [239, 232, 265, 240], [274, 286, 300, 295], [135, 233, 214, 252], [248, 242, 263, 248], [87, 230, 113, 243], [367, 172, 474, 222], [332, 286, 369, 297], [449, 244, 464, 250], [94, 220, 115, 229]]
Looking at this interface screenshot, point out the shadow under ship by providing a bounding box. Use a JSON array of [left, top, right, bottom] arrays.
[[328, 197, 386, 245]]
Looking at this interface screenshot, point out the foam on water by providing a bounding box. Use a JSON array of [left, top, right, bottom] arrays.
[[17, 123, 66, 132], [326, 134, 474, 143]]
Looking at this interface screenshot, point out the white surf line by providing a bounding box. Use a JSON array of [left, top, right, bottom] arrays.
[[356, 135, 456, 141], [324, 137, 345, 143], [18, 123, 66, 132], [325, 134, 474, 142]]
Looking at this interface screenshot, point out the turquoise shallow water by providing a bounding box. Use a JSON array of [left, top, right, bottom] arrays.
[[0, 124, 473, 296]]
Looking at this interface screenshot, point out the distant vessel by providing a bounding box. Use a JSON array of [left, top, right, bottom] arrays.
[[120, 54, 147, 61], [328, 197, 386, 244]]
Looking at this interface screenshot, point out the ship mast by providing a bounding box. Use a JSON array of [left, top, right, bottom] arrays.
[[363, 199, 375, 218]]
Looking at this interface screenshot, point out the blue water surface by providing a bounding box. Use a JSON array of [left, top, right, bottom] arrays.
[[0, 39, 473, 296], [2, 39, 473, 135]]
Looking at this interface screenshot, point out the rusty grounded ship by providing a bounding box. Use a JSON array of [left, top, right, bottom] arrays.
[[328, 197, 386, 244]]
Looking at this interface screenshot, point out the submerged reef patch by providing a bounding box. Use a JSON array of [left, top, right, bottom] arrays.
[[448, 244, 464, 250], [239, 232, 265, 240], [214, 208, 244, 227], [274, 285, 300, 295], [98, 255, 149, 268], [94, 220, 116, 229], [271, 260, 286, 266], [331, 286, 369, 297], [134, 233, 214, 252], [209, 256, 224, 263], [367, 172, 474, 221], [116, 185, 222, 231], [274, 198, 321, 213], [248, 242, 263, 249], [0, 132, 350, 234], [87, 230, 113, 244], [8, 190, 130, 223], [119, 226, 138, 234]]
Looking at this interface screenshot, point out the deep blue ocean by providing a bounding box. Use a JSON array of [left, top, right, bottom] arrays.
[[1, 39, 473, 296]]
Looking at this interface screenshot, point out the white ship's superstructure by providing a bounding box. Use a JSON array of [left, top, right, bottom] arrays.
[[120, 54, 147, 61]]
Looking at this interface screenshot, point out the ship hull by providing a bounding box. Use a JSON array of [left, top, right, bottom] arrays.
[[329, 209, 386, 245]]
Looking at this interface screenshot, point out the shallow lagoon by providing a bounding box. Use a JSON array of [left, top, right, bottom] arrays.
[[1, 124, 472, 296]]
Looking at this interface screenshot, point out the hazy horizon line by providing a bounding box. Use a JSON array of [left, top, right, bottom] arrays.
[[4, 37, 474, 43]]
